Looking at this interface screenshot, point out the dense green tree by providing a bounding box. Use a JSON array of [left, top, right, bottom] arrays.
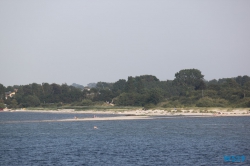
[[71, 83, 84, 90], [9, 99, 18, 109], [24, 95, 40, 107], [195, 79, 206, 90], [80, 99, 93, 106], [207, 84, 220, 91], [242, 75, 250, 85], [218, 78, 229, 85], [96, 82, 113, 90], [61, 84, 70, 94], [0, 102, 5, 109], [31, 83, 43, 97], [139, 75, 160, 89], [5, 86, 14, 92], [51, 83, 62, 95], [173, 69, 204, 88], [93, 89, 114, 102], [135, 77, 144, 94], [196, 97, 228, 107], [4, 97, 12, 106], [139, 75, 159, 82], [22, 85, 33, 96], [0, 84, 5, 99], [125, 76, 136, 93], [146, 88, 163, 105], [114, 92, 143, 106], [207, 79, 218, 85], [1, 69, 250, 108], [112, 79, 126, 94], [42, 83, 52, 95], [223, 79, 239, 89]]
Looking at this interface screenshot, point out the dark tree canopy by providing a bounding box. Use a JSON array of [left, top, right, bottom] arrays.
[[1, 68, 250, 108], [112, 79, 126, 93], [174, 69, 204, 88]]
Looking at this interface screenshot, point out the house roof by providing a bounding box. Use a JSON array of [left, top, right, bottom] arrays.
[[5, 91, 12, 95]]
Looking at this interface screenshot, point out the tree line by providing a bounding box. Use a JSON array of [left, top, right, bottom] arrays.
[[1, 69, 250, 109]]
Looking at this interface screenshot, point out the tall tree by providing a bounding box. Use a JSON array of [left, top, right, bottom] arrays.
[[125, 76, 136, 93], [112, 79, 126, 94], [0, 84, 5, 99], [173, 69, 204, 88]]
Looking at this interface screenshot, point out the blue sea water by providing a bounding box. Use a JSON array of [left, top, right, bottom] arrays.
[[0, 112, 250, 166]]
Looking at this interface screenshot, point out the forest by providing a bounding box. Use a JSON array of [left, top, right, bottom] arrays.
[[1, 69, 250, 109]]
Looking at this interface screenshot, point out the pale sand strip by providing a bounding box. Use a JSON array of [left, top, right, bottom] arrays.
[[60, 116, 153, 121], [2, 110, 250, 124], [1, 115, 218, 124], [1, 116, 153, 124], [5, 108, 250, 117]]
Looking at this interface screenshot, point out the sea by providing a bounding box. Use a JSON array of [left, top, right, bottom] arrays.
[[0, 112, 249, 166]]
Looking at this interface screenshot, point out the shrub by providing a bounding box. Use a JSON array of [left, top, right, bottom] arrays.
[[81, 99, 94, 106], [234, 97, 250, 108], [144, 103, 155, 110], [24, 95, 40, 107], [196, 97, 228, 107], [0, 103, 5, 109]]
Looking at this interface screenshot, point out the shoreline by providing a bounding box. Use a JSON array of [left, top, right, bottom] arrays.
[[1, 108, 250, 123], [2, 108, 250, 117]]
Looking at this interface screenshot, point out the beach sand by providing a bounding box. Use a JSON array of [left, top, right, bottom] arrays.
[[4, 108, 249, 122]]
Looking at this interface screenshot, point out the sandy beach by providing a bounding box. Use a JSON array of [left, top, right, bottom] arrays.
[[3, 108, 250, 122]]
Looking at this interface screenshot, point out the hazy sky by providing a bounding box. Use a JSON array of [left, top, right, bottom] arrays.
[[1, 0, 250, 86]]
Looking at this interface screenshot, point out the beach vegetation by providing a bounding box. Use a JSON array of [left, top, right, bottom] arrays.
[[1, 69, 250, 110], [0, 102, 5, 109]]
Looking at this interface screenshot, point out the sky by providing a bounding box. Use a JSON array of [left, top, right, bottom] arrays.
[[1, 0, 250, 87]]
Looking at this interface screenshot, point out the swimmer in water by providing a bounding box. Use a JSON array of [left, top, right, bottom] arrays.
[[94, 126, 98, 129]]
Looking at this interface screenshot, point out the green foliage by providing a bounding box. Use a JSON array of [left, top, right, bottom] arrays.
[[173, 69, 204, 88], [144, 103, 156, 110], [139, 75, 159, 82], [93, 89, 114, 102], [112, 79, 126, 94], [96, 82, 113, 90], [114, 92, 145, 106], [71, 83, 84, 90], [9, 99, 18, 109], [125, 76, 136, 93], [0, 84, 6, 99], [196, 97, 228, 107], [0, 102, 5, 109], [235, 75, 250, 86], [233, 97, 250, 108], [1, 69, 250, 109], [5, 86, 14, 92], [24, 95, 40, 107], [80, 99, 94, 106], [146, 88, 163, 105], [204, 90, 219, 98]]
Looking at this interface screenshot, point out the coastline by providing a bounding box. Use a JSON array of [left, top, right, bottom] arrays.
[[1, 108, 250, 123], [3, 108, 250, 118]]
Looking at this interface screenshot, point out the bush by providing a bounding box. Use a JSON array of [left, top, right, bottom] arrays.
[[80, 99, 93, 106], [234, 97, 250, 108], [143, 103, 155, 110], [23, 95, 40, 107], [196, 97, 228, 107], [0, 103, 5, 109]]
